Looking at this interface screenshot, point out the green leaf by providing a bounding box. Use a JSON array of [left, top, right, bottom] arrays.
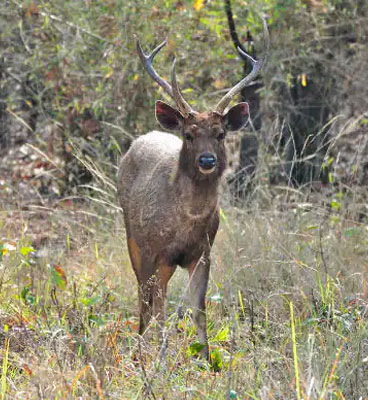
[[212, 325, 229, 342], [42, 15, 49, 29], [210, 347, 223, 371], [187, 342, 206, 356], [20, 246, 35, 256], [88, 314, 106, 326], [21, 286, 36, 305], [305, 225, 318, 230], [330, 201, 341, 210], [82, 296, 101, 306], [327, 157, 334, 166]]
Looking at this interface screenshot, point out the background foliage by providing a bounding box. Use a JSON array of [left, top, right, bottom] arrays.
[[1, 0, 367, 194]]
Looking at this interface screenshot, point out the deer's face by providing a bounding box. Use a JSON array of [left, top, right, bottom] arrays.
[[135, 21, 267, 181], [155, 100, 249, 180]]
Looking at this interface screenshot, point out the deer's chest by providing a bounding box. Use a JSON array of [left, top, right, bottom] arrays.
[[163, 207, 216, 267]]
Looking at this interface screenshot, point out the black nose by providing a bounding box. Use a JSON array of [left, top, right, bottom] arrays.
[[198, 153, 217, 170]]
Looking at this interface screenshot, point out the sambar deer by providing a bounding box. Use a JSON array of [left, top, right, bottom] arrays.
[[117, 19, 269, 359]]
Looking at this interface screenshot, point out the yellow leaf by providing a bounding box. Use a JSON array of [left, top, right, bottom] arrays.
[[194, 0, 205, 11], [213, 79, 225, 89], [301, 73, 307, 87], [105, 66, 113, 79], [133, 74, 139, 81], [219, 207, 227, 222]]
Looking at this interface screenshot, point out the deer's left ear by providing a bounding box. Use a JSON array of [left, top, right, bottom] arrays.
[[222, 102, 249, 132], [155, 100, 184, 131]]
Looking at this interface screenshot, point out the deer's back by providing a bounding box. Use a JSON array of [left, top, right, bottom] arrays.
[[123, 131, 181, 172], [117, 131, 181, 226]]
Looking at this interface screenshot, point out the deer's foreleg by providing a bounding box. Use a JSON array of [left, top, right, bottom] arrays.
[[188, 248, 211, 360]]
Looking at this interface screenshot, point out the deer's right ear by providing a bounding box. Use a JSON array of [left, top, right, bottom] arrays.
[[222, 102, 249, 132], [155, 101, 184, 131]]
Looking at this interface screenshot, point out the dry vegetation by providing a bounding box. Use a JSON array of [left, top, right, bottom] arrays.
[[1, 158, 368, 398]]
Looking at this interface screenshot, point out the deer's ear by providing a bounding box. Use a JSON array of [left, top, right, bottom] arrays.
[[222, 102, 249, 132], [155, 101, 184, 131]]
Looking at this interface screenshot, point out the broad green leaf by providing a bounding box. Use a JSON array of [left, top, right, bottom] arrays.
[[88, 314, 106, 326], [212, 325, 229, 342], [210, 347, 223, 371], [187, 341, 205, 356], [82, 296, 101, 306]]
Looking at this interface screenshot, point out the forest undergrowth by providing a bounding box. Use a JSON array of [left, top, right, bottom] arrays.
[[1, 164, 368, 399]]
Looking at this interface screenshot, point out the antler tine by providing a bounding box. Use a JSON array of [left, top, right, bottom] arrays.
[[134, 35, 173, 98], [215, 17, 269, 115], [171, 58, 193, 117], [134, 35, 194, 116]]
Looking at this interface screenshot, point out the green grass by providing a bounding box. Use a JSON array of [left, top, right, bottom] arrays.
[[1, 186, 368, 399]]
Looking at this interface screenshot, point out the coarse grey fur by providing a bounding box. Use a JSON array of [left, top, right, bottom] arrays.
[[118, 131, 219, 265], [118, 22, 267, 359]]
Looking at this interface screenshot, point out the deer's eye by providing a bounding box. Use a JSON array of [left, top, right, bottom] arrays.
[[217, 132, 226, 141], [184, 133, 193, 142]]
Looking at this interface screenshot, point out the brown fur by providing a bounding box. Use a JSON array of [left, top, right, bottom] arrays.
[[117, 106, 248, 360]]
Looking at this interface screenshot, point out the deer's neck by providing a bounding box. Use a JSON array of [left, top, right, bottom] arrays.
[[174, 163, 220, 220]]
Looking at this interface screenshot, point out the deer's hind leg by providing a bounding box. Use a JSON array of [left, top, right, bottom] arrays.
[[133, 253, 156, 335], [153, 260, 176, 328], [138, 256, 176, 336], [126, 235, 176, 336], [185, 234, 214, 361], [126, 234, 153, 335]]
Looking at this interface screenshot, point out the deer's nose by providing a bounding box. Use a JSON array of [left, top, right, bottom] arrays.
[[198, 153, 217, 170]]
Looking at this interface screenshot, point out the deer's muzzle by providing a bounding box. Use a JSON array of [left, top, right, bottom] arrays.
[[198, 153, 217, 174]]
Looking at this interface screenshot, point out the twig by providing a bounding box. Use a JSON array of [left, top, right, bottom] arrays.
[[319, 209, 329, 275], [138, 338, 157, 400], [25, 143, 64, 172], [226, 300, 236, 400], [89, 364, 105, 400], [6, 108, 33, 132], [11, 0, 126, 48], [2, 69, 23, 85], [18, 19, 32, 54], [100, 121, 135, 140]]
